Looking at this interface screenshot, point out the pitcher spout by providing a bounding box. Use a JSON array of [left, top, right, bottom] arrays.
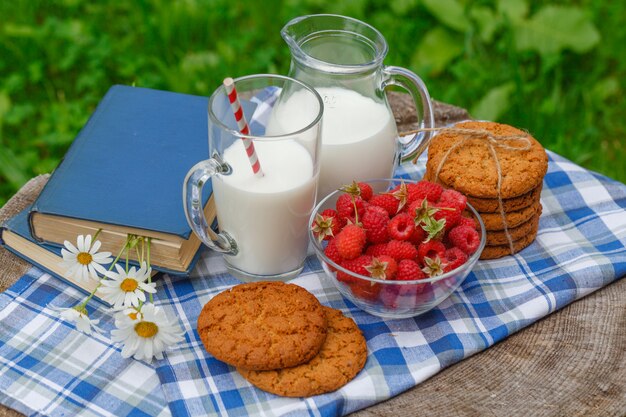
[[280, 15, 305, 50], [281, 14, 388, 73]]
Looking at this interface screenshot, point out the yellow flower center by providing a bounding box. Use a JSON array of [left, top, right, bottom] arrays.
[[76, 252, 92, 265], [120, 278, 138, 292], [128, 312, 138, 320], [135, 321, 158, 338]]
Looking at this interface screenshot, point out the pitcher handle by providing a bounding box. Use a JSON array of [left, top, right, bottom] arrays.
[[182, 158, 238, 255], [382, 66, 435, 162]]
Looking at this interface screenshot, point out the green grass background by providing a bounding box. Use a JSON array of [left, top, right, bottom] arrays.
[[1, 0, 624, 206]]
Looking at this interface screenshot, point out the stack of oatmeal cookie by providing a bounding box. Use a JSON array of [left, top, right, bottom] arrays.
[[424, 121, 548, 259]]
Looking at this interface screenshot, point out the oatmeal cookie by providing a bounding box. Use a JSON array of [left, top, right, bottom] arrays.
[[197, 281, 327, 370]]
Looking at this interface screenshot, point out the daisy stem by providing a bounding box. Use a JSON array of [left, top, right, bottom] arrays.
[[125, 244, 129, 273], [147, 238, 153, 303], [92, 228, 103, 245], [140, 237, 145, 265], [135, 244, 142, 265], [80, 235, 132, 308]]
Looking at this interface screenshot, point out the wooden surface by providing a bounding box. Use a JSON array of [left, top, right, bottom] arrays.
[[1, 95, 625, 417]]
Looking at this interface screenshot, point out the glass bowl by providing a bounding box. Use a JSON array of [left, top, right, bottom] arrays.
[[309, 178, 486, 319]]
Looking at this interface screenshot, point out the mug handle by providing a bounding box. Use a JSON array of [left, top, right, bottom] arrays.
[[382, 66, 435, 162], [182, 158, 238, 255]]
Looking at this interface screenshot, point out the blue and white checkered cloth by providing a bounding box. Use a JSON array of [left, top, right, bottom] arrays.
[[2, 89, 626, 416]]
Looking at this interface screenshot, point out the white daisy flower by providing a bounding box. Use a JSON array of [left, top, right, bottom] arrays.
[[99, 263, 156, 309], [121, 307, 143, 321], [60, 234, 112, 282], [111, 303, 184, 362], [50, 305, 102, 335]]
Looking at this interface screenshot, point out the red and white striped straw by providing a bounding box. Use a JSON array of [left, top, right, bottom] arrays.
[[223, 77, 263, 176]]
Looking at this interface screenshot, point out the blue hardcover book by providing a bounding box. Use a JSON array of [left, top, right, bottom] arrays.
[[27, 85, 231, 275]]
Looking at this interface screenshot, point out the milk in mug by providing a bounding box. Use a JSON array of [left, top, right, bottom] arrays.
[[212, 139, 317, 276], [267, 87, 398, 198]]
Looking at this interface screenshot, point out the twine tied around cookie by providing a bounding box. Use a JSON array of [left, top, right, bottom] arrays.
[[403, 126, 532, 254]]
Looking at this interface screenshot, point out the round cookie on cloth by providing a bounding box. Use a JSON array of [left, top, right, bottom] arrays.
[[480, 202, 542, 231], [425, 168, 542, 213], [485, 209, 541, 246], [466, 185, 542, 214], [480, 215, 541, 260], [197, 281, 327, 371], [425, 121, 548, 199], [238, 307, 367, 397]]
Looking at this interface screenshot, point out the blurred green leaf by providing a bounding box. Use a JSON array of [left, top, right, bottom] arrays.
[[497, 0, 528, 23], [391, 0, 418, 16], [470, 5, 498, 42], [332, 0, 368, 16], [591, 77, 620, 103], [2, 74, 25, 94], [34, 157, 60, 175], [4, 103, 35, 127], [471, 82, 515, 121], [0, 92, 10, 121], [421, 0, 470, 33], [35, 132, 75, 147], [2, 23, 36, 38], [181, 51, 221, 73], [412, 27, 464, 76], [514, 6, 601, 56], [0, 147, 28, 187]]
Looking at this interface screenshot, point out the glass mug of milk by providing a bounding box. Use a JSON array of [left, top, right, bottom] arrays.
[[277, 14, 435, 198], [183, 75, 323, 282]]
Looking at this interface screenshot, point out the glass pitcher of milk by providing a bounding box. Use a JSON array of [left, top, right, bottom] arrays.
[[269, 14, 435, 198]]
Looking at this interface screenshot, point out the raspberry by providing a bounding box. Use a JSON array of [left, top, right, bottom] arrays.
[[366, 255, 398, 280], [323, 239, 342, 271], [365, 243, 388, 257], [311, 209, 342, 242], [444, 247, 468, 272], [378, 255, 398, 279], [339, 181, 373, 202], [457, 216, 478, 230], [357, 182, 373, 201], [321, 208, 343, 227], [379, 260, 427, 309], [417, 240, 446, 265], [422, 255, 447, 277], [389, 182, 410, 210], [407, 181, 443, 203], [379, 285, 414, 309], [379, 286, 399, 308], [396, 259, 426, 281], [407, 198, 439, 224], [349, 281, 380, 301], [334, 224, 366, 260], [448, 225, 481, 255], [395, 260, 428, 308], [438, 189, 467, 211], [361, 205, 389, 244], [336, 193, 367, 221], [406, 199, 422, 217], [409, 225, 427, 245], [369, 193, 400, 216], [387, 213, 415, 241], [386, 240, 418, 262], [321, 208, 337, 217], [421, 216, 446, 242], [337, 255, 372, 284], [433, 203, 461, 231]]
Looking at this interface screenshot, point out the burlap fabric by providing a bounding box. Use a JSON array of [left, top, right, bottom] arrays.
[[1, 96, 624, 417]]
